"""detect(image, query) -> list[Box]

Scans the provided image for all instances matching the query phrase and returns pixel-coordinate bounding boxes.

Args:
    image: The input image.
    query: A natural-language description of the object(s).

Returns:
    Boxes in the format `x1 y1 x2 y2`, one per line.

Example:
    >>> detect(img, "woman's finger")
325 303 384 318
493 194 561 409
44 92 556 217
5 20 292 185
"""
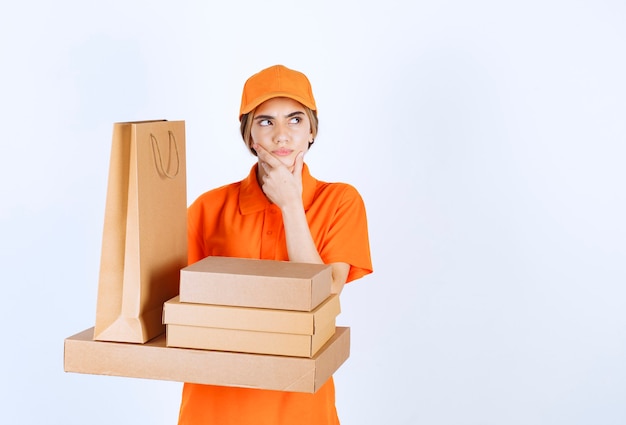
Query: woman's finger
253 143 282 168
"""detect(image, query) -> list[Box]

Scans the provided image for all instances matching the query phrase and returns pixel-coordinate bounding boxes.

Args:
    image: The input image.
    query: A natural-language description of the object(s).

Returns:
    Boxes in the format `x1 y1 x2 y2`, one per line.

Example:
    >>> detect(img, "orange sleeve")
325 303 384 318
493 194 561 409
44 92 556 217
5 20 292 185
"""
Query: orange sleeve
186 196 208 266
317 184 373 283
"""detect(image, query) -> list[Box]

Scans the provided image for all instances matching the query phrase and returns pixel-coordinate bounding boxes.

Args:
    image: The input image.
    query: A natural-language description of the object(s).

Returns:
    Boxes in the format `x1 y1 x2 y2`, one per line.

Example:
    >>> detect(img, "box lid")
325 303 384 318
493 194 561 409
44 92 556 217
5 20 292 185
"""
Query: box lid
180 256 332 311
64 326 350 393
163 294 340 335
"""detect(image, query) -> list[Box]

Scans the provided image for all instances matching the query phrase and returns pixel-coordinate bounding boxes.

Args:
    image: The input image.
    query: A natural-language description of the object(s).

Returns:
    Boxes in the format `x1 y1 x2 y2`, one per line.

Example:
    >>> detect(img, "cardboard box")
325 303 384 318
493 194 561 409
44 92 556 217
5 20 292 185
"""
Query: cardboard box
166 320 336 357
179 256 331 311
64 327 350 393
163 294 340 335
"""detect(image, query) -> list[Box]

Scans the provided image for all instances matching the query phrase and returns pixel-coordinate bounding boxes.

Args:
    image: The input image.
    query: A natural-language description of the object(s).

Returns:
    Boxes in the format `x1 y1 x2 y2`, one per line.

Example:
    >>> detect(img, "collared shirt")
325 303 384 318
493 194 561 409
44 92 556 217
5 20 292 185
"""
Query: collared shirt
180 163 373 425
188 163 372 282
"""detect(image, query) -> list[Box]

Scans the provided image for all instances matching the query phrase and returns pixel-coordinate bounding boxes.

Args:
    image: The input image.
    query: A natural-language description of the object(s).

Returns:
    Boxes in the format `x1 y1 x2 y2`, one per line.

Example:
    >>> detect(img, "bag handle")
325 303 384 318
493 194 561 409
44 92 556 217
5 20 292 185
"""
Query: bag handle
150 131 180 179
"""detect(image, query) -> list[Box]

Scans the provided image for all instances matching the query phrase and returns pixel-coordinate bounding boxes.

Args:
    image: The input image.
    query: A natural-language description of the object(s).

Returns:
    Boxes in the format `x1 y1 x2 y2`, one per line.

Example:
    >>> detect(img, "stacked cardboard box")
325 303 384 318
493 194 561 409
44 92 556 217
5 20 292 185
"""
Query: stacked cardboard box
64 326 350 393
164 256 340 358
64 256 351 393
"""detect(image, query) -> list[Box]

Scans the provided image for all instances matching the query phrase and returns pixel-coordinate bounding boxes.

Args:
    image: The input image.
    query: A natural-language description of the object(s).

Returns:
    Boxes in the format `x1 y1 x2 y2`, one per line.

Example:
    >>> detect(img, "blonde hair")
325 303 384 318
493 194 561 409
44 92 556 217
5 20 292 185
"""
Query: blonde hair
240 106 319 156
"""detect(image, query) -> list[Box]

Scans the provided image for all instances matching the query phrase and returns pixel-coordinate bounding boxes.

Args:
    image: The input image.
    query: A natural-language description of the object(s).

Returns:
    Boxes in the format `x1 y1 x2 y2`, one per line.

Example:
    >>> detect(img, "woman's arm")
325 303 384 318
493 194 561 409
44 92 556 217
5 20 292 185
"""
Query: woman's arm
280 200 349 294
254 145 349 294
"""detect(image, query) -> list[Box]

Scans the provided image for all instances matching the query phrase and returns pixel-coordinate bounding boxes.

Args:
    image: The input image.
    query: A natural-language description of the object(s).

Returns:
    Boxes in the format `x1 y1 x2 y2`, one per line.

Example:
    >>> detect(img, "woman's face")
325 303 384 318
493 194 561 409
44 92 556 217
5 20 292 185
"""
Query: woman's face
251 97 313 169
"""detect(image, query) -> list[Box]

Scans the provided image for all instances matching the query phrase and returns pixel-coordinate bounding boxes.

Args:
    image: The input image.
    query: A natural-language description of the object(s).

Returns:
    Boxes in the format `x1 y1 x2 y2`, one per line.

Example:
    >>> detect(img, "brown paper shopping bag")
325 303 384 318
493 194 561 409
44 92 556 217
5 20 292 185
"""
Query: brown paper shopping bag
94 120 188 343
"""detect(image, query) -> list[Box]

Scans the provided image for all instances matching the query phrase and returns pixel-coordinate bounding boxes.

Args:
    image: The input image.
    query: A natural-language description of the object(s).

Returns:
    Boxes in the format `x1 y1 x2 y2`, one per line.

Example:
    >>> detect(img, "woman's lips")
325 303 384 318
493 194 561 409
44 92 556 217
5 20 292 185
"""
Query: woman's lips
272 148 293 156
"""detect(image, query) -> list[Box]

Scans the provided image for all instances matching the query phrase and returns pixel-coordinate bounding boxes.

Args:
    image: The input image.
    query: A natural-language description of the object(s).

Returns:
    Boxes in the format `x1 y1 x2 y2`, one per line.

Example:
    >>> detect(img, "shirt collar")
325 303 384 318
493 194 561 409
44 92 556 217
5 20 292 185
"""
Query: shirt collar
239 163 317 215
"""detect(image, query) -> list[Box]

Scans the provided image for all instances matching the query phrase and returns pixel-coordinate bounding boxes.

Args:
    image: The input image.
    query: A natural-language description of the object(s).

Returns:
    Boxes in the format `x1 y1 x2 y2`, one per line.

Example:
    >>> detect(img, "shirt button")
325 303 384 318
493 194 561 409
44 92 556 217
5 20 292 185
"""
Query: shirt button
266 231 273 235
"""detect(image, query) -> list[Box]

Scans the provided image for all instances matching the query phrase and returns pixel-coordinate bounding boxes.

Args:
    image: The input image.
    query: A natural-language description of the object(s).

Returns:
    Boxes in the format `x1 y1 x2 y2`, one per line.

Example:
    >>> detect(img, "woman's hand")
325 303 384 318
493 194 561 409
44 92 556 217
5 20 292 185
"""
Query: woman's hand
254 143 304 210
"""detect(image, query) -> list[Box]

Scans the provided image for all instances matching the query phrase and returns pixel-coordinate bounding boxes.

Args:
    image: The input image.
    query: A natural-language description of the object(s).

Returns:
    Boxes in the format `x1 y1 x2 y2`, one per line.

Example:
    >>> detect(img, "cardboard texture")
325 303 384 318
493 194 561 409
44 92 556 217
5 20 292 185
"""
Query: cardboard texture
166 320 336 357
179 256 332 311
64 327 350 393
163 294 340 335
94 120 187 344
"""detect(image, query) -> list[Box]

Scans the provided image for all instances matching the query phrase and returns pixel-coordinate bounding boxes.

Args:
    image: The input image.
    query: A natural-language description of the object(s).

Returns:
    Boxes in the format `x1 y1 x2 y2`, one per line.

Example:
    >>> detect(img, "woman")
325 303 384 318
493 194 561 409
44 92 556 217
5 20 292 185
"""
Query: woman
179 64 373 425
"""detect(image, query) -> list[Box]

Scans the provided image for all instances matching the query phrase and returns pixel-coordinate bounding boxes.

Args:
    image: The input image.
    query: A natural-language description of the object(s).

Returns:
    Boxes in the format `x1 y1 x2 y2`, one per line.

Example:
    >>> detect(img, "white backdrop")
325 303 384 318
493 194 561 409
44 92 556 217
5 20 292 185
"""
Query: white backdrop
1 1 625 424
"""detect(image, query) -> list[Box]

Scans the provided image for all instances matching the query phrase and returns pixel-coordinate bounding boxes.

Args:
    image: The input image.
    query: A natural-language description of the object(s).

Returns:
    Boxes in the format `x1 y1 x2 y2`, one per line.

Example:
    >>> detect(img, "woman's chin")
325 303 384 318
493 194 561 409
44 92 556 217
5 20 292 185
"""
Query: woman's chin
275 157 295 169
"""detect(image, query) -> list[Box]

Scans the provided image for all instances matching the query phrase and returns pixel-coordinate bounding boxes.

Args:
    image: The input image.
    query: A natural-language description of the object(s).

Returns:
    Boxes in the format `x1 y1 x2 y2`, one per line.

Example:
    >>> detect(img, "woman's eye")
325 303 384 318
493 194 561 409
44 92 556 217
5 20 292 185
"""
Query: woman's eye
289 117 301 124
259 119 272 126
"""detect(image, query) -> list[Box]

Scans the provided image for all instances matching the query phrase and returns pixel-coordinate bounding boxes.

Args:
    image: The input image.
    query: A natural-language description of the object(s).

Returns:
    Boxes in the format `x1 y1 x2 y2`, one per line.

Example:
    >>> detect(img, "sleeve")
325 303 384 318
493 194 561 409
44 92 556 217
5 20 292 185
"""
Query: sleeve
186 197 207 266
319 184 373 283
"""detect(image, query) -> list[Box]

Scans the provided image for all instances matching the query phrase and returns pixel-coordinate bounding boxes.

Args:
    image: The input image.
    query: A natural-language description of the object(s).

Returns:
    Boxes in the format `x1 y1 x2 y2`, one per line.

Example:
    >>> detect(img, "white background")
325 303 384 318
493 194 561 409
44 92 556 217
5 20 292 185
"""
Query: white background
1 1 625 424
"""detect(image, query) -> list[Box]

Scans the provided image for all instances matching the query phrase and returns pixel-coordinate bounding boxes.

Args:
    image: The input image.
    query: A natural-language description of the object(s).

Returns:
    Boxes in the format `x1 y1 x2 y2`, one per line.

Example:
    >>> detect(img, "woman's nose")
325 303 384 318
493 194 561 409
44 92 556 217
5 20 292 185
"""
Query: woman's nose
272 123 289 144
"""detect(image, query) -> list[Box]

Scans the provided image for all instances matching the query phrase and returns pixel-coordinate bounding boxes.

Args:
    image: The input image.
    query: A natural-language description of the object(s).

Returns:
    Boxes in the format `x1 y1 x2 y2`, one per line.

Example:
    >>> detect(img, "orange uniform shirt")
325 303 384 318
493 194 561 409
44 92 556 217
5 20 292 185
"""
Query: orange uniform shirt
179 163 373 425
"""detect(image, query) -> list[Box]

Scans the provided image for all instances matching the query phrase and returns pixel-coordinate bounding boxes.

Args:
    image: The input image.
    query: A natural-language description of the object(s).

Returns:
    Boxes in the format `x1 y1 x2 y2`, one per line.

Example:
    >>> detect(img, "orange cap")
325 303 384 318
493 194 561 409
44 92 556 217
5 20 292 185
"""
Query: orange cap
239 64 317 120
